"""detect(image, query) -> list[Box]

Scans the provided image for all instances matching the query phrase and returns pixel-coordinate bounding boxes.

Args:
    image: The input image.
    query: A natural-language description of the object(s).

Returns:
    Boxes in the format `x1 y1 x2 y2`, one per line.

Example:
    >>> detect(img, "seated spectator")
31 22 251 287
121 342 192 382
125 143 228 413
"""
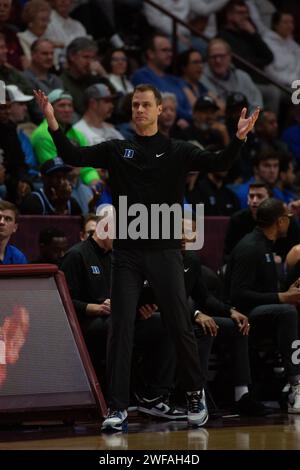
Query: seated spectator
276 153 297 204
23 39 63 123
0 200 27 264
74 84 124 145
5 84 39 176
224 182 300 263
103 48 133 95
183 248 268 416
201 38 263 111
255 111 290 155
0 85 30 203
218 1 279 113
132 33 193 123
45 0 87 69
157 92 178 138
264 11 300 88
33 226 68 265
0 0 24 69
187 170 240 216
116 92 136 140
226 198 300 413
30 88 96 185
177 95 228 147
177 49 208 109
17 0 51 63
20 157 82 215
0 33 32 95
231 150 287 209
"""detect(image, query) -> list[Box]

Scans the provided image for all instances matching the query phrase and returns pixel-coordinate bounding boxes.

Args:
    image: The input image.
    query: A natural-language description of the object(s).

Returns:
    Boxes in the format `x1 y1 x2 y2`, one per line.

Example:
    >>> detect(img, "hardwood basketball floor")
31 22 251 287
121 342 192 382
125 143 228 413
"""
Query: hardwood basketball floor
0 411 300 450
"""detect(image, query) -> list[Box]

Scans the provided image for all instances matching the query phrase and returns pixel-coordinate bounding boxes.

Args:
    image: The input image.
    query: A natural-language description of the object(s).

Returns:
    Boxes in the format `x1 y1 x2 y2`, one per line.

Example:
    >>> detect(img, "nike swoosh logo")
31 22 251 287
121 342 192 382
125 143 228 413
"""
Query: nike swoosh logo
184 268 190 273
155 153 165 158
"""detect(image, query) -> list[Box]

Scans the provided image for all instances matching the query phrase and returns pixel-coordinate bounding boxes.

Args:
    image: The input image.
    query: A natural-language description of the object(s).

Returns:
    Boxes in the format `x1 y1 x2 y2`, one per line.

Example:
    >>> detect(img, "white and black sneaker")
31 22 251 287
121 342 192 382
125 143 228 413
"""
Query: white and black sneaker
136 395 187 420
288 381 300 414
186 390 209 427
101 409 128 432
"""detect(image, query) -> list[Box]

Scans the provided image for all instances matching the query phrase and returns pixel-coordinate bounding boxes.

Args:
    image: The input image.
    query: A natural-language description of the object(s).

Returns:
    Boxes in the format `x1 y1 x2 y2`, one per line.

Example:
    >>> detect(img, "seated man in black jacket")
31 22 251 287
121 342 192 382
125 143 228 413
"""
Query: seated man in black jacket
226 198 300 413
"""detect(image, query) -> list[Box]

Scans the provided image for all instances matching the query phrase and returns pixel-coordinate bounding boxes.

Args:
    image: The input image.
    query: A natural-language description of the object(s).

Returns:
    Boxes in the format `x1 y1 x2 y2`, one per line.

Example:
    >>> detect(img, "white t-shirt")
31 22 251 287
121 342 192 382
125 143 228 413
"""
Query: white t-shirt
74 119 124 146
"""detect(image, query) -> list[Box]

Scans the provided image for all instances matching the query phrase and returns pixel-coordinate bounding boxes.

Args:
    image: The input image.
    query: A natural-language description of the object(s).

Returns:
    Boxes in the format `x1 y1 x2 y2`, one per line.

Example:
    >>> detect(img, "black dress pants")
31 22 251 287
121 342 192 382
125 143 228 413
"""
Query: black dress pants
107 248 204 409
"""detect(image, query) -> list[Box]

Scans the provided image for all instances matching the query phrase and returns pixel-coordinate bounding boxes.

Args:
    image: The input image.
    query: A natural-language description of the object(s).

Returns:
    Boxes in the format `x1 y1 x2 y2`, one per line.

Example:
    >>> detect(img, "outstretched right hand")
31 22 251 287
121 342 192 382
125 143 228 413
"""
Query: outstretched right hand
33 89 59 131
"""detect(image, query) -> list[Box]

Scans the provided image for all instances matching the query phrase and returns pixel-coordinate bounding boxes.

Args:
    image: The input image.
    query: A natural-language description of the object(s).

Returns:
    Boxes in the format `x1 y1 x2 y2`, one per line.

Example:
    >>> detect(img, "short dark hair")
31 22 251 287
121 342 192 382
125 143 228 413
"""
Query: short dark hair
279 153 294 173
81 214 100 231
133 84 162 105
66 37 97 60
248 181 272 196
176 48 201 76
38 227 66 245
256 198 286 228
271 11 292 30
253 150 281 167
0 200 19 221
31 38 53 53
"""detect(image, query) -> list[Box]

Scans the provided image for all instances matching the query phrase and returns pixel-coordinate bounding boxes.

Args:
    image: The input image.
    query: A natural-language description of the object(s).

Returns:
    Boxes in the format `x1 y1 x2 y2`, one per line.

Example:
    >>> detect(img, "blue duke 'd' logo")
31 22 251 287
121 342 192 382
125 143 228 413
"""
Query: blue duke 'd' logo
123 148 134 159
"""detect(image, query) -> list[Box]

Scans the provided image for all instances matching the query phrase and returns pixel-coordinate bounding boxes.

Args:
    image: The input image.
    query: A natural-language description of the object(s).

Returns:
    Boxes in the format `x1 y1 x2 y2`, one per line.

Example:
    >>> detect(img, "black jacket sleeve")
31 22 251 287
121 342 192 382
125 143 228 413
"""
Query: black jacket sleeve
60 251 88 318
230 245 279 310
183 136 244 172
48 127 112 169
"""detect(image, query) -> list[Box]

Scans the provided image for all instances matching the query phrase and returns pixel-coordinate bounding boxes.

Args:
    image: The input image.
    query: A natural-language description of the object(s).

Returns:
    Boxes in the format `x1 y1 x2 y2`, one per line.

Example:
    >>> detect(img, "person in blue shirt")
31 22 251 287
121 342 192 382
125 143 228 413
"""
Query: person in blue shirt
0 200 27 265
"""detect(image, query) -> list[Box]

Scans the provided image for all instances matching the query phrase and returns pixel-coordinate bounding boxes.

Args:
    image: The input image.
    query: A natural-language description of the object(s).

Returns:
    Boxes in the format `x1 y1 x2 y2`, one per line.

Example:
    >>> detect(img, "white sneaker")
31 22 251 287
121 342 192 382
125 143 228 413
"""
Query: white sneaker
101 409 128 432
186 390 209 427
288 381 300 414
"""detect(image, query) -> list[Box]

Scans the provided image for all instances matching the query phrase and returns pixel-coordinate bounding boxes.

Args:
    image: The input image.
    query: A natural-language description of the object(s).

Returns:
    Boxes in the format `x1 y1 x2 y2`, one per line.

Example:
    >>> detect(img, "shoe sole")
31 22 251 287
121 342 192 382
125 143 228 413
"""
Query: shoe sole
288 407 300 414
101 420 128 433
138 406 187 420
188 412 209 427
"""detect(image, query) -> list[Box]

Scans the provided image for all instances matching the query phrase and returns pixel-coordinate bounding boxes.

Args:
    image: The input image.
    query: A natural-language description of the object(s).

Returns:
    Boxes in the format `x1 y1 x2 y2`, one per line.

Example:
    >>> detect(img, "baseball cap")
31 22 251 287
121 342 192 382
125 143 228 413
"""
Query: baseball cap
194 95 219 112
5 85 33 103
226 92 248 110
40 157 73 176
47 89 73 104
84 83 116 101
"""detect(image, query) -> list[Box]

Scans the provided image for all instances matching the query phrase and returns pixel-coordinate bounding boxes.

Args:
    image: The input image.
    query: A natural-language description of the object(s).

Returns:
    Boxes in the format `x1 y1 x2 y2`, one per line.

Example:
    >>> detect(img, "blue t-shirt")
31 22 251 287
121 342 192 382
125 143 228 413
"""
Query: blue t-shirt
0 244 28 264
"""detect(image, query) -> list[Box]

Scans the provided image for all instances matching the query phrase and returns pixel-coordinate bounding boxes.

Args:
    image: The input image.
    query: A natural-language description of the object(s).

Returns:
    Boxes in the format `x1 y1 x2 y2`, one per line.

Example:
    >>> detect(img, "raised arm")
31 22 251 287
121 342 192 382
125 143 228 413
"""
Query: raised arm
34 90 110 169
185 106 260 172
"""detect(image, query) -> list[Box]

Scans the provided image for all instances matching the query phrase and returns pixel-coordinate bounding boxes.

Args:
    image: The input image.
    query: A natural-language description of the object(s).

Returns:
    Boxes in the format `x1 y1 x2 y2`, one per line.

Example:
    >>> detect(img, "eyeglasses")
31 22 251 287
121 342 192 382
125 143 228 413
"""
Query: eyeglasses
111 57 128 62
208 53 229 61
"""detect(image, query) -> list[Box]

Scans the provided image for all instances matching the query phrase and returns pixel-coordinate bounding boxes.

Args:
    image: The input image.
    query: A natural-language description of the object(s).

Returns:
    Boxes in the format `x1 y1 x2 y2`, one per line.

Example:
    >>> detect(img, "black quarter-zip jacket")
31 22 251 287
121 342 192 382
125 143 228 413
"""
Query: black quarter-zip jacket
50 128 244 249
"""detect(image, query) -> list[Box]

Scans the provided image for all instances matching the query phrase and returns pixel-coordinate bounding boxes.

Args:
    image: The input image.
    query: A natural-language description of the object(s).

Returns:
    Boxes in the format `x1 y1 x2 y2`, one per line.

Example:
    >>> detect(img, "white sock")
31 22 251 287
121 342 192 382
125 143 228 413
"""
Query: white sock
235 385 249 402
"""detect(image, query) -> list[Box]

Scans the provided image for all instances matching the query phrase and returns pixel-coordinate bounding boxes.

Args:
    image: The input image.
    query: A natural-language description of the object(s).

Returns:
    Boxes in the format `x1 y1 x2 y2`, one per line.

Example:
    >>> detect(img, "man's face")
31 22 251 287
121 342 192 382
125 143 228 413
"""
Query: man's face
9 102 27 123
31 9 51 36
228 4 250 28
280 162 296 188
276 14 294 38
159 97 176 130
0 0 11 23
247 187 269 217
94 98 114 121
41 236 68 264
132 90 162 130
69 49 96 76
193 108 217 128
0 101 11 123
45 171 72 200
81 219 97 241
0 37 8 65
0 209 17 241
53 98 73 124
52 0 72 18
184 51 203 81
148 36 173 70
208 42 231 77
32 41 54 71
257 112 278 139
255 159 279 186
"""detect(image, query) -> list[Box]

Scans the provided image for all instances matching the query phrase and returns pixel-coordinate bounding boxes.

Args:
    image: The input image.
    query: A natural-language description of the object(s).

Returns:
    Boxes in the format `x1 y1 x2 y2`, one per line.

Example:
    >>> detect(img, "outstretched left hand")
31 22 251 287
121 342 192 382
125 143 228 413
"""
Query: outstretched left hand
236 106 260 140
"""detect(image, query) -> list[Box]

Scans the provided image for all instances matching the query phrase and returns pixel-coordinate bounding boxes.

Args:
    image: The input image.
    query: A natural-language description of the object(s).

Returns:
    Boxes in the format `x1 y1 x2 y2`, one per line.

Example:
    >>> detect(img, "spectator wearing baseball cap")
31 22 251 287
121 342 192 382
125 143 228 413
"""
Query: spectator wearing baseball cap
20 156 82 215
74 83 124 146
30 88 99 186
4 85 39 179
177 94 228 149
